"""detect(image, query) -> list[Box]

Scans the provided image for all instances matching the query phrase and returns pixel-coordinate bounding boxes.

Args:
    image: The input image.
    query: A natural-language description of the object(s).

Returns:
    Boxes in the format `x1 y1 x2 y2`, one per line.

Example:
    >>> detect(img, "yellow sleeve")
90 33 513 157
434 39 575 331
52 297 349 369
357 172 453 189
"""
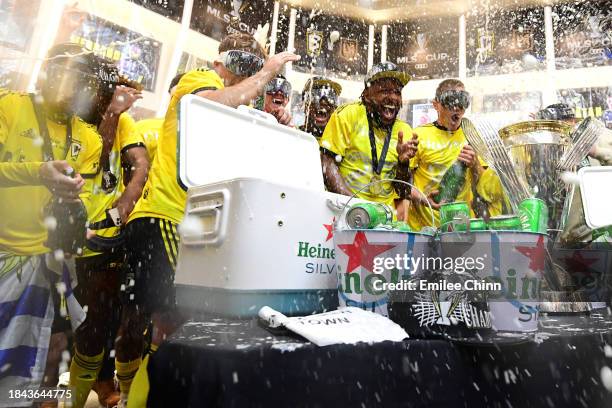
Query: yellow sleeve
0 91 8 147
117 113 144 151
0 91 43 186
478 155 487 168
476 167 503 203
0 162 44 186
175 69 224 101
319 107 351 156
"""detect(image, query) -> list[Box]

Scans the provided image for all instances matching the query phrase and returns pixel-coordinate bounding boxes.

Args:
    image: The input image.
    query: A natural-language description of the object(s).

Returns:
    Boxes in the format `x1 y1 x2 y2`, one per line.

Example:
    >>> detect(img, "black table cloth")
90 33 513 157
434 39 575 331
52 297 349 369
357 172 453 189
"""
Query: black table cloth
147 311 612 408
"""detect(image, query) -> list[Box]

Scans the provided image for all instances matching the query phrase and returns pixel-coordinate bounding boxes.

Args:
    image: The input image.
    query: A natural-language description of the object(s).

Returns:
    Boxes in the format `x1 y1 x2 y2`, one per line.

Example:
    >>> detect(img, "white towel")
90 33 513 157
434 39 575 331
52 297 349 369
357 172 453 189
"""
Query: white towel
259 306 408 347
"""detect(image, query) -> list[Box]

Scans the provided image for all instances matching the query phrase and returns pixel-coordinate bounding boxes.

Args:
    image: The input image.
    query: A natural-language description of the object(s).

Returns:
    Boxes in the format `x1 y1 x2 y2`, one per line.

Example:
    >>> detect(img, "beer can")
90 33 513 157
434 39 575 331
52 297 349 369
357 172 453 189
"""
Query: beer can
439 201 470 226
487 215 522 231
346 203 393 229
454 218 487 232
390 221 412 232
518 198 548 233
592 226 612 242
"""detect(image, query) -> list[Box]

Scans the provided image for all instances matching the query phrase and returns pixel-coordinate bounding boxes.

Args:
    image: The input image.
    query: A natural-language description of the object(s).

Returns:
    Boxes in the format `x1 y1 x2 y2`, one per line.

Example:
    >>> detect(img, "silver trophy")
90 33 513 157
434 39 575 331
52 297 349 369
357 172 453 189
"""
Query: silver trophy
498 120 572 232
463 118 604 313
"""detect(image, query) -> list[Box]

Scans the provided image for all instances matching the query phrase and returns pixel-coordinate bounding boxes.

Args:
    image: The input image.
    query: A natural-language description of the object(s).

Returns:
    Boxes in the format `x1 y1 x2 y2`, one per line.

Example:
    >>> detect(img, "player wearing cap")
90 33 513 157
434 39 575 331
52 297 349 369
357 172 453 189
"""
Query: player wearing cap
261 74 293 126
319 62 418 215
0 43 103 401
300 77 342 140
116 34 299 407
408 79 486 230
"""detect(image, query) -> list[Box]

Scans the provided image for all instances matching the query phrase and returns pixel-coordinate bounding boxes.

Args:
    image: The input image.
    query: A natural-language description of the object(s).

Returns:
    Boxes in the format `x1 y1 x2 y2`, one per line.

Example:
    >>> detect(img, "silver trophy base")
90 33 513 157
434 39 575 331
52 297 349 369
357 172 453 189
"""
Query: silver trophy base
539 290 592 314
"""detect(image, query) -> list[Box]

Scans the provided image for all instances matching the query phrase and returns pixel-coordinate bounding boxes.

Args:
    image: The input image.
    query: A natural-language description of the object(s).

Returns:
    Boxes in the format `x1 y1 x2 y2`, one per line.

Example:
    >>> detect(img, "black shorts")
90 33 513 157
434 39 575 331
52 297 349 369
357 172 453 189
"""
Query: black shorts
50 250 123 334
121 217 179 314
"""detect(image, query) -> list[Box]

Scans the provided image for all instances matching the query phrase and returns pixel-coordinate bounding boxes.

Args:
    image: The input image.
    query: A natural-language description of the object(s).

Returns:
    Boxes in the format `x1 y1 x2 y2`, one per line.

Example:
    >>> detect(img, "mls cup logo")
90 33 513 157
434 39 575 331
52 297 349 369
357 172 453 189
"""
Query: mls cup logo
416 33 427 52
230 0 244 18
306 29 323 56
339 38 358 61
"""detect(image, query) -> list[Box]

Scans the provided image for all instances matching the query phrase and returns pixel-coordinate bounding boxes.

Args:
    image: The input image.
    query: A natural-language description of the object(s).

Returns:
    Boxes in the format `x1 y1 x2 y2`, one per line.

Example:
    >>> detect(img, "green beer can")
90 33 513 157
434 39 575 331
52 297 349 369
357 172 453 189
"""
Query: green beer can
346 203 393 229
456 218 487 232
450 218 487 232
488 215 522 231
518 198 548 233
390 221 412 232
439 201 470 226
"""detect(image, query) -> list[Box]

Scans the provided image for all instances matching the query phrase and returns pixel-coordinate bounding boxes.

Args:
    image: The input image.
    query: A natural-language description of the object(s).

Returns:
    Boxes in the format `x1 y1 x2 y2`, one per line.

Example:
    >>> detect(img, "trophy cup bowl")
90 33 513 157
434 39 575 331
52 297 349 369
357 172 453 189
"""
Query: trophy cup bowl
499 120 573 234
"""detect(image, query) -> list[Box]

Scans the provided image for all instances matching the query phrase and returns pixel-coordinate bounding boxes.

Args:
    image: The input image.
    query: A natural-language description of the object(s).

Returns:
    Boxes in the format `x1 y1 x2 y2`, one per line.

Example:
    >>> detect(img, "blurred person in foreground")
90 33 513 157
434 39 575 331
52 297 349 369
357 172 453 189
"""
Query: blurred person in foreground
0 43 103 407
63 62 147 408
260 74 293 126
119 33 299 407
299 76 342 140
320 62 418 220
407 79 486 230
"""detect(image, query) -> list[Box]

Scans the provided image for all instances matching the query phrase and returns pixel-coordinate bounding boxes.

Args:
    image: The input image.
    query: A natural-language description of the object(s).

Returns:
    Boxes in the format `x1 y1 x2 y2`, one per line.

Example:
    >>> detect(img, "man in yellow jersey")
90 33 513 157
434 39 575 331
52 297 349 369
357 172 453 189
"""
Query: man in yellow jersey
116 33 299 407
131 73 185 165
320 62 418 216
477 167 509 217
0 43 102 404
299 76 342 140
408 79 484 231
261 74 293 126
66 61 148 407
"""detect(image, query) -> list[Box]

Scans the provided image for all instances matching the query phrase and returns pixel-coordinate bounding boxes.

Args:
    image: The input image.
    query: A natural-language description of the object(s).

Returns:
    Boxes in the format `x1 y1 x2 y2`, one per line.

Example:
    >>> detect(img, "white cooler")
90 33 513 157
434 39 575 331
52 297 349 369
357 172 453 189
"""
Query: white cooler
174 95 354 316
176 179 352 316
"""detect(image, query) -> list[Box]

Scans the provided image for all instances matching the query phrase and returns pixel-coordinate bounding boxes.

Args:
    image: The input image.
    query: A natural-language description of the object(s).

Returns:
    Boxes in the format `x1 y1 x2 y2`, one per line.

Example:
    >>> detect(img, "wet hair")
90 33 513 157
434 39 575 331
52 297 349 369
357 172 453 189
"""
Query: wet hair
218 33 267 59
168 72 185 93
435 79 465 100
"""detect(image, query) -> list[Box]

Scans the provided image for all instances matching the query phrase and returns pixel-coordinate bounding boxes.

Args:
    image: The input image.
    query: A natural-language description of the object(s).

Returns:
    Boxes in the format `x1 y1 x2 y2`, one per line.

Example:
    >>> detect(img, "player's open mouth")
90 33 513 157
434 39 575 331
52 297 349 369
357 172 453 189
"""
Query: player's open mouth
381 104 398 121
272 97 284 106
451 113 461 122
314 108 329 124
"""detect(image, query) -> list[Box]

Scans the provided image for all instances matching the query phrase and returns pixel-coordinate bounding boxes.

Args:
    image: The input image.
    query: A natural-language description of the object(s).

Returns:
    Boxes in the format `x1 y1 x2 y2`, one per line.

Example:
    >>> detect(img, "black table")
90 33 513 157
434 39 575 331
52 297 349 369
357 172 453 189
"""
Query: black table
147 311 612 408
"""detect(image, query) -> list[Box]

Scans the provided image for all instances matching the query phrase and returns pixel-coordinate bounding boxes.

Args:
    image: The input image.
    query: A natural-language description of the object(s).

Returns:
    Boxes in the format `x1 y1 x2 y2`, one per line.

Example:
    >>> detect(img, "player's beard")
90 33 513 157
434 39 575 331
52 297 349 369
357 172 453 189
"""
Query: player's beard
367 100 400 131
305 102 333 137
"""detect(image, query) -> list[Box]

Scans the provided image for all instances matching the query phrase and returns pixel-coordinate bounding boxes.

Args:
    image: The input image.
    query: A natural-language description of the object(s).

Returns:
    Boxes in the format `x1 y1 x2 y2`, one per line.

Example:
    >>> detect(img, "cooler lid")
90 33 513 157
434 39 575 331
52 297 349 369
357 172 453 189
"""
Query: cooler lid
178 95 324 191
578 166 612 229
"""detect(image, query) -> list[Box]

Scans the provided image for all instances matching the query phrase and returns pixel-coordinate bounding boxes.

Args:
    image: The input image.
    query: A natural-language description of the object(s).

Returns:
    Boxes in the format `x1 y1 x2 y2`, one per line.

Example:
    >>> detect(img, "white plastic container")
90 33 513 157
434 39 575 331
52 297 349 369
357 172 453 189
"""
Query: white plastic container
175 179 351 316
175 95 353 316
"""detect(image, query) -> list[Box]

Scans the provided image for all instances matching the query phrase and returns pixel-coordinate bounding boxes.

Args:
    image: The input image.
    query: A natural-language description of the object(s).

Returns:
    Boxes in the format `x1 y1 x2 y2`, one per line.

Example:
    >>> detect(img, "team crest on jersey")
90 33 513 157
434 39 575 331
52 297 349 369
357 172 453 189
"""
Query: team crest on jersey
71 141 82 160
20 128 35 139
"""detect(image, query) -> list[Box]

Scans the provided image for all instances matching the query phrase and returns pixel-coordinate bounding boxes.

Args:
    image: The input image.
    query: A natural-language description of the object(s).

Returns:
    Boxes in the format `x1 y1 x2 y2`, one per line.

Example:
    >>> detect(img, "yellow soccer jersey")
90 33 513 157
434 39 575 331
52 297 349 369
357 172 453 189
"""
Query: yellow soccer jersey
0 90 101 255
320 102 412 209
477 167 509 217
81 113 142 257
135 117 163 162
408 123 484 231
129 69 224 224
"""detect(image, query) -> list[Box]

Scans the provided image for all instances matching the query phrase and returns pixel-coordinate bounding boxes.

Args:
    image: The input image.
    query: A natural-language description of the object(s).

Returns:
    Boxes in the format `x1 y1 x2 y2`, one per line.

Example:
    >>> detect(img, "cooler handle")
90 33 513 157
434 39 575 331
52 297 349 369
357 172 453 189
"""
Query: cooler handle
182 189 230 247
